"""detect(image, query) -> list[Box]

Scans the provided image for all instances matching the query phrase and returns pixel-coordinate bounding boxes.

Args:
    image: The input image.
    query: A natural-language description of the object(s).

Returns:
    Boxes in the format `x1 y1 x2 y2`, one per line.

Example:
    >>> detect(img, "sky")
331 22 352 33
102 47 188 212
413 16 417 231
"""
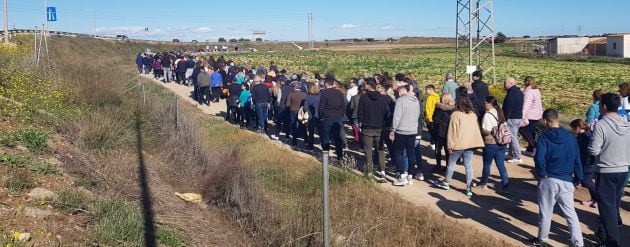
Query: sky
3 0 630 41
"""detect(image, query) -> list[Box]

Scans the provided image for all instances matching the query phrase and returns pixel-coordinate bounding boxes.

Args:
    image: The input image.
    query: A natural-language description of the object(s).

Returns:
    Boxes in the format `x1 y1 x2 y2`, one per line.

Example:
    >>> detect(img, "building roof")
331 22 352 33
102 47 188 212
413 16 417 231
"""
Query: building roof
589 38 607 45
607 33 630 37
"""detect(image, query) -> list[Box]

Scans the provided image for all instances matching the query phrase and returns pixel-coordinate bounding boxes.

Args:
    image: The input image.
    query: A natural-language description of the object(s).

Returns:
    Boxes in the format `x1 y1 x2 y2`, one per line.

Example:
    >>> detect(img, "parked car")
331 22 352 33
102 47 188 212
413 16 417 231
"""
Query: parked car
172 39 180 43
191 40 198 44
115 35 128 41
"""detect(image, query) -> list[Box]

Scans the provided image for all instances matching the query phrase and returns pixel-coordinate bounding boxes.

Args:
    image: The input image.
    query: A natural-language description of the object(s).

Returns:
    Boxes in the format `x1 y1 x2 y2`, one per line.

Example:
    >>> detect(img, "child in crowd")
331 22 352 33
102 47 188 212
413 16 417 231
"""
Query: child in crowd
570 119 597 208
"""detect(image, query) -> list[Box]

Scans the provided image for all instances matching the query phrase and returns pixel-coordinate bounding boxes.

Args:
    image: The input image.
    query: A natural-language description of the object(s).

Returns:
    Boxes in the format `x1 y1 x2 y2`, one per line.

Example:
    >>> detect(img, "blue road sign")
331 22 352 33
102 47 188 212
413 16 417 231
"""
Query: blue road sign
47 7 57 22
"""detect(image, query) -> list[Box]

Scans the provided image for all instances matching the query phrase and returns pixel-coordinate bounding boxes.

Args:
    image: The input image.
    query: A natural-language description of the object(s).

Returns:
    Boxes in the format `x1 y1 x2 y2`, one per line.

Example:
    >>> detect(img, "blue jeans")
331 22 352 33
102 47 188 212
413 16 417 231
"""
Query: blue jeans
163 67 171 82
507 119 522 159
480 144 509 188
596 172 627 246
255 103 269 132
445 149 474 187
402 138 423 177
322 118 344 158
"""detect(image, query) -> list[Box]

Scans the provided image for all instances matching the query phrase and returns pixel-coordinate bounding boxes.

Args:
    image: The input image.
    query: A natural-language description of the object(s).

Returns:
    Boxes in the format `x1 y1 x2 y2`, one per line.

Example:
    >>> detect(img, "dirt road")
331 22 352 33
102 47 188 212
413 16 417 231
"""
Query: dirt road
141 74 630 246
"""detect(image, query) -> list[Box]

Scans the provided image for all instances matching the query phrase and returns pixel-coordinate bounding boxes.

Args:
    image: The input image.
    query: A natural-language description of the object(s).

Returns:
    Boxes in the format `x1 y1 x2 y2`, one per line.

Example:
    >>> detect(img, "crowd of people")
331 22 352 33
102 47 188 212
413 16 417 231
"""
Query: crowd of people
136 51 629 247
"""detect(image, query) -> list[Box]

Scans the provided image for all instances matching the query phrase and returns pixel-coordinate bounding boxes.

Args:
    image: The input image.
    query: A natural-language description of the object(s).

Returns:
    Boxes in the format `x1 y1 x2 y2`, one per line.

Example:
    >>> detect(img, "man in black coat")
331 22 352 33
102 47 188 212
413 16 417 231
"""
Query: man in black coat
503 77 524 163
471 70 489 123
357 78 390 180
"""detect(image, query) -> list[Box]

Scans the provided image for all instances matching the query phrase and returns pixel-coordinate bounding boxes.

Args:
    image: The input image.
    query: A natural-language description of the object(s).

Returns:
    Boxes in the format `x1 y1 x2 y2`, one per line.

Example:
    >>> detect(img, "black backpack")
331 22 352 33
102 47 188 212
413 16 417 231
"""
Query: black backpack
436 109 451 139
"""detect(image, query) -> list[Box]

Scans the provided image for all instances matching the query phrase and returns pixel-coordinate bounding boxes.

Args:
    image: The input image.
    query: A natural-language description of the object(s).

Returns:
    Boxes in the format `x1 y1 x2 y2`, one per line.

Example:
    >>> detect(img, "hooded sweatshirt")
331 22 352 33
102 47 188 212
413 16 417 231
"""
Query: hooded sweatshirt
588 114 630 173
357 91 390 129
535 127 583 183
391 94 420 135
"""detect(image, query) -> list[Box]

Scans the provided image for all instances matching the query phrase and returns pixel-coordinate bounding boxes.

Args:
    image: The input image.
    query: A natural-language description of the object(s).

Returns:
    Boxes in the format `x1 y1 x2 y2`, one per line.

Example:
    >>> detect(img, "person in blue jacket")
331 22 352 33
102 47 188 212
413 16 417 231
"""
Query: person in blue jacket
529 108 584 247
210 66 224 103
586 89 602 128
135 54 143 74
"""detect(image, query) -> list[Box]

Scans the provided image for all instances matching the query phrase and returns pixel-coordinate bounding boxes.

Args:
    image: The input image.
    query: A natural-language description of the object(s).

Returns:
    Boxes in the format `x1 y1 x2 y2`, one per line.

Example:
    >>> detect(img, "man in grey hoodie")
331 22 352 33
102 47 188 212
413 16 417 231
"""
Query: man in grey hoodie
389 84 420 186
588 93 630 247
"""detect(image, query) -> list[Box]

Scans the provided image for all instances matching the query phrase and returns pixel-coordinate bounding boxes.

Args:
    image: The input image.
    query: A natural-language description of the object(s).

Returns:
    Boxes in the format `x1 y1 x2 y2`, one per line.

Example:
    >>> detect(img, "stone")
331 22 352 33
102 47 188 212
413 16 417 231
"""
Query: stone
16 145 28 151
18 233 31 242
46 157 62 166
28 188 58 201
23 207 54 219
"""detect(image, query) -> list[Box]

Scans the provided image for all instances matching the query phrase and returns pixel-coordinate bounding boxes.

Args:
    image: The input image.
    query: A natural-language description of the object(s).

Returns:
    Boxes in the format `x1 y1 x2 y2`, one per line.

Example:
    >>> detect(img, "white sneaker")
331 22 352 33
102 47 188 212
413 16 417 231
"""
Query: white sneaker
430 144 436 151
407 175 413 185
508 158 523 164
270 135 279 140
418 173 425 181
393 177 407 186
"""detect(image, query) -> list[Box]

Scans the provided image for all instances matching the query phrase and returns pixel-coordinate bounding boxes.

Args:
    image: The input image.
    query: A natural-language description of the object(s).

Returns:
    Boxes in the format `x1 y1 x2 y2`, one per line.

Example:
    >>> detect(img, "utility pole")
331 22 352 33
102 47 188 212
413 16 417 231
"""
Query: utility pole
3 0 8 43
577 25 583 36
455 0 496 84
308 13 314 50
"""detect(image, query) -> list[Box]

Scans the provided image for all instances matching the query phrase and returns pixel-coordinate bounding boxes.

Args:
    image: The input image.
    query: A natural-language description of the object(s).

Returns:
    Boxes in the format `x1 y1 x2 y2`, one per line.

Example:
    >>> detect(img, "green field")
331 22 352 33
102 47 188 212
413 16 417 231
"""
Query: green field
226 46 630 118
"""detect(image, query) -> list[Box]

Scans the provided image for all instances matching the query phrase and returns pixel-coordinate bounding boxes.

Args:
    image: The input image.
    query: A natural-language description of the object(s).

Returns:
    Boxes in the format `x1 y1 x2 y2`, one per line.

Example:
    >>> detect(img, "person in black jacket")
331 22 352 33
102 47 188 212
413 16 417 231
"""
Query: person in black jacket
227 79 243 124
471 71 489 123
432 94 455 171
503 77 524 163
161 53 172 82
318 76 346 161
570 119 597 208
251 78 272 134
357 78 390 181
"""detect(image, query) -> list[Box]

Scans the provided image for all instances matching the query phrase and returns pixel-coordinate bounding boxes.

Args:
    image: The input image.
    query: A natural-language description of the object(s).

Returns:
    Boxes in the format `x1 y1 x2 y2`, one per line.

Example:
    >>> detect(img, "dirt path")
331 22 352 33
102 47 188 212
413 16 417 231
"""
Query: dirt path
140 74 630 247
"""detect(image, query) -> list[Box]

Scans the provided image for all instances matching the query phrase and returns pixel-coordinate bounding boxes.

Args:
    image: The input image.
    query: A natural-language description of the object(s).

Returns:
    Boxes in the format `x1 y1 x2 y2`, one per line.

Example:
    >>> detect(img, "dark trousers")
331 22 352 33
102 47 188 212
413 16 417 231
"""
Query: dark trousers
239 107 253 128
289 111 305 145
228 106 238 123
193 86 200 102
137 64 143 73
519 119 539 152
322 118 344 159
596 172 627 247
582 171 597 202
427 122 436 145
255 103 269 132
199 87 210 105
275 107 289 136
211 87 222 102
362 128 385 174
306 118 322 149
176 71 185 83
435 136 449 168
392 133 417 176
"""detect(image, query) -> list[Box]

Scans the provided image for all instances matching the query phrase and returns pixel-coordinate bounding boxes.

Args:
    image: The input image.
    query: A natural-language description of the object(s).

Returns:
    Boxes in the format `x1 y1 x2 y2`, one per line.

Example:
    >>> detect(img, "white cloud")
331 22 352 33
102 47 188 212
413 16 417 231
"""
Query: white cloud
95 26 215 36
381 25 397 30
341 24 360 30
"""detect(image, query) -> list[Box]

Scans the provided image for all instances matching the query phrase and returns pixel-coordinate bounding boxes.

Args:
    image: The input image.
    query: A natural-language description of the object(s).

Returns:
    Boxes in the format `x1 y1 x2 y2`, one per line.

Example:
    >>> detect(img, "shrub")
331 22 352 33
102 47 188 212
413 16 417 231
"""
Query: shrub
89 198 143 246
74 176 100 189
17 129 49 154
156 227 187 247
30 162 59 176
3 168 35 196
0 130 18 147
53 188 89 214
0 153 31 168
79 108 135 151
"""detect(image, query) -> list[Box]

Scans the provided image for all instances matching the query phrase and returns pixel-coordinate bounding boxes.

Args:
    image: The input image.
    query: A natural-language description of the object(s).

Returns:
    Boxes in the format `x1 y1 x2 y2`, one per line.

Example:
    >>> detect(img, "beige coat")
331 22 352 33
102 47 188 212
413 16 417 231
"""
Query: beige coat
447 111 485 151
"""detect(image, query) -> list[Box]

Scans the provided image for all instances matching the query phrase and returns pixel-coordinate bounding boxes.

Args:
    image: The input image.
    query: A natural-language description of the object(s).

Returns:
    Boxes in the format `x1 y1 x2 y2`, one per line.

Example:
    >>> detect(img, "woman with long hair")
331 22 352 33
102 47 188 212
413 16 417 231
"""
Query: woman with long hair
304 84 322 150
434 88 484 197
476 96 510 193
520 76 543 155
432 93 455 172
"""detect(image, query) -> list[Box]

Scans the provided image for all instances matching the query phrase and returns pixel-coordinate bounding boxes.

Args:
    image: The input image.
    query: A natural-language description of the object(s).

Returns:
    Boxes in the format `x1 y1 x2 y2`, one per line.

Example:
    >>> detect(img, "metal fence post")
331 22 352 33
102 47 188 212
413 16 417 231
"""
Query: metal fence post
175 97 180 130
322 152 330 247
142 84 146 105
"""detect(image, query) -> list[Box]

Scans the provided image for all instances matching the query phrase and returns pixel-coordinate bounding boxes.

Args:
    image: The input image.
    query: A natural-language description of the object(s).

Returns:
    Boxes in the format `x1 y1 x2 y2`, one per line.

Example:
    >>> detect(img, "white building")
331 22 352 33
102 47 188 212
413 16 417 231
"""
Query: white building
607 34 630 58
548 37 590 55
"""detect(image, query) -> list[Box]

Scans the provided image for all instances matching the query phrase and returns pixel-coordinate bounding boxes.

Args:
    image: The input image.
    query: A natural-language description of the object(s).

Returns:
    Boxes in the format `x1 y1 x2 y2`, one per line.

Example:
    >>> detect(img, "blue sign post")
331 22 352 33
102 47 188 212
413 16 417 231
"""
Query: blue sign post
46 7 57 22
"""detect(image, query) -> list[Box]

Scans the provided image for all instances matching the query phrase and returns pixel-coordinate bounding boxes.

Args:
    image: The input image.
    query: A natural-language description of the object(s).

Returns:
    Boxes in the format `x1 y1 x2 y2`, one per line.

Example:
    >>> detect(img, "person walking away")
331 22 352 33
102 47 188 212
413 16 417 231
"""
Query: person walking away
152 58 162 78
390 84 421 186
477 96 510 193
586 89 602 129
185 56 195 85
142 54 152 74
238 84 253 128
176 57 187 84
348 86 363 143
210 67 224 103
251 77 272 134
425 85 440 150
442 72 459 100
271 79 293 140
588 93 630 247
357 78 390 182
432 94 455 172
161 53 172 82
227 79 243 123
434 92 484 196
570 119 597 208
191 61 202 102
528 108 584 247
471 71 489 123
136 53 144 74
304 84 322 150
519 76 543 156
503 77 524 163
286 83 307 146
318 77 346 161
197 66 211 106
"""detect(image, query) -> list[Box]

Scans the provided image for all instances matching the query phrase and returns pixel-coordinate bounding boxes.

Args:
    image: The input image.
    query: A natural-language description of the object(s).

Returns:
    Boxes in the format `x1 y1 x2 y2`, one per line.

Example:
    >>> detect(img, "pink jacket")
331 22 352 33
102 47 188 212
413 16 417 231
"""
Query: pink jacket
522 86 543 121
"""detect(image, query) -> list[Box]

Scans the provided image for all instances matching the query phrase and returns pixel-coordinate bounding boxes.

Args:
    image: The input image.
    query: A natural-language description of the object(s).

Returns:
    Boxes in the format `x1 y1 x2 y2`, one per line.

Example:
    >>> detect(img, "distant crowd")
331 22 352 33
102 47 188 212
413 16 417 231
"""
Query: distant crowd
136 51 629 247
